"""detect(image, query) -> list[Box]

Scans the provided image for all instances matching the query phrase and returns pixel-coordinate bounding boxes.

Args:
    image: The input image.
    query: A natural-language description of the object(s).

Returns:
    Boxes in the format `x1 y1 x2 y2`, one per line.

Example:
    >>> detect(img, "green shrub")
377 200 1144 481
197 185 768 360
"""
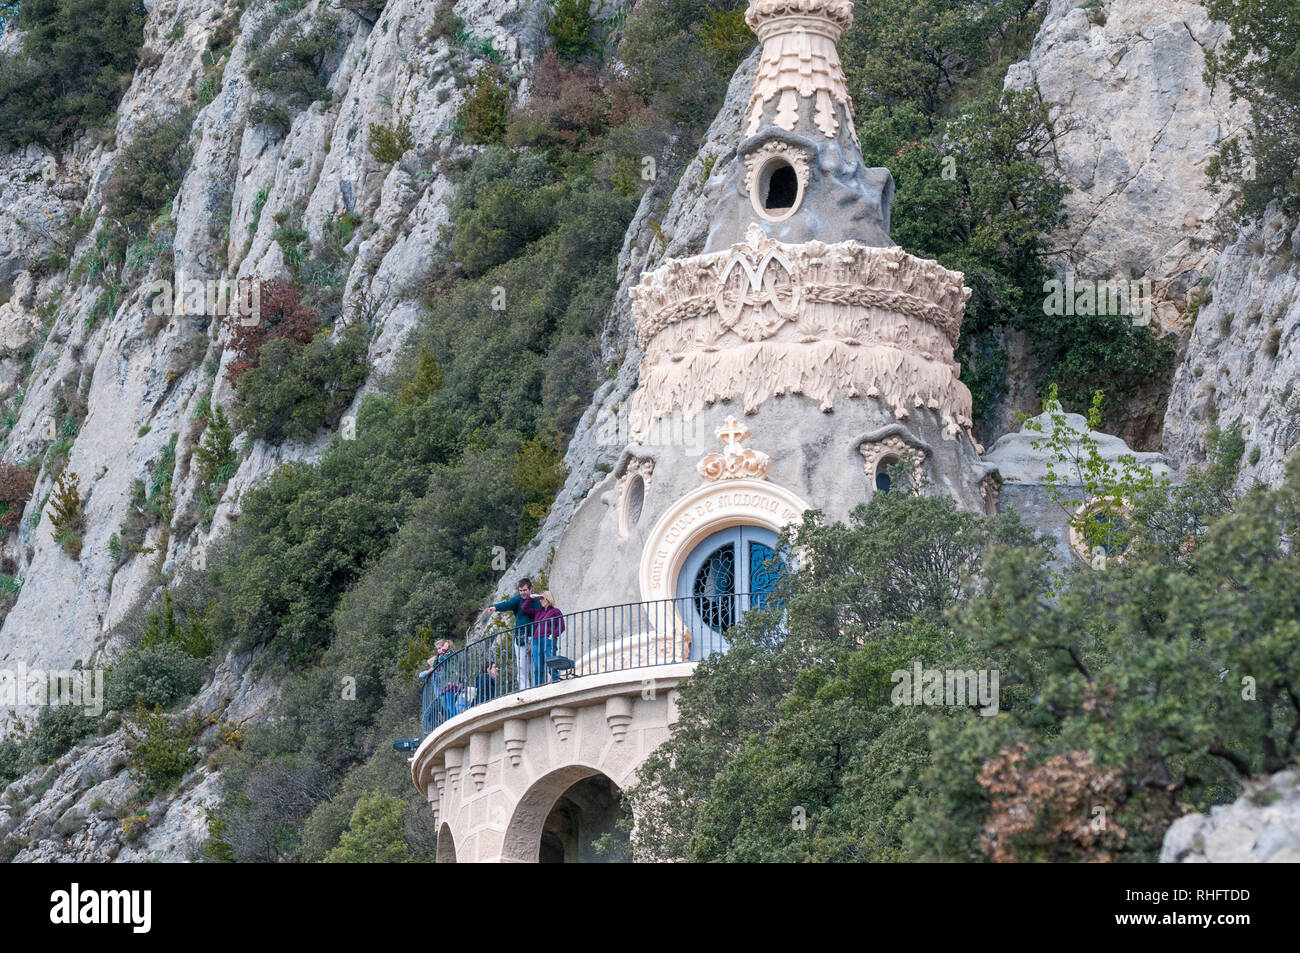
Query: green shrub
24 704 99 766
0 736 25 786
323 792 413 862
126 707 198 797
448 146 560 276
693 4 751 68
546 0 596 64
1204 0 1300 218
456 69 509 145
0 0 148 151
48 470 84 559
103 111 195 239
52 809 86 837
368 116 413 163
194 405 238 522
234 325 368 444
246 13 339 118
428 0 462 42
106 642 207 712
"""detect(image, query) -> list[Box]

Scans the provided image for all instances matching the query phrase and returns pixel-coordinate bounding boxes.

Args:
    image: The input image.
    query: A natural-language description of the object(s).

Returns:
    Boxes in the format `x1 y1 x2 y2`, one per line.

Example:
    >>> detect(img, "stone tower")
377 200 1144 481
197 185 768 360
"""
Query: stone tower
413 0 1007 863
549 0 997 613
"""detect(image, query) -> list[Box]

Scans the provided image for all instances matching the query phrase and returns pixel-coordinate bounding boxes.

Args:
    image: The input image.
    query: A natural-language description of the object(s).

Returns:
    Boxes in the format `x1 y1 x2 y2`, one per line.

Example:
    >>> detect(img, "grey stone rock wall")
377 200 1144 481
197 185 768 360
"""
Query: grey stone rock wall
1161 770 1300 863
1162 203 1300 489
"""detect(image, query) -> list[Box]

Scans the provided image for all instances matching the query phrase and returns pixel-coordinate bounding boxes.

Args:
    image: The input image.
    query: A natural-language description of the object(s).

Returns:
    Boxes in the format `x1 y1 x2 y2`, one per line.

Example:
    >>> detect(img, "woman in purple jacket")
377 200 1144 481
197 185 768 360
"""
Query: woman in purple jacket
520 591 565 685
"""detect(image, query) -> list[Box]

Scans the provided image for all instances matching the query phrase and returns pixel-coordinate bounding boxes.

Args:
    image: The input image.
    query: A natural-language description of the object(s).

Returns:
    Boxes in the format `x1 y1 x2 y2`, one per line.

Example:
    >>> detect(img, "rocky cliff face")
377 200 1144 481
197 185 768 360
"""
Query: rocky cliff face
0 0 546 697
1162 203 1300 486
997 0 1243 446
0 0 550 858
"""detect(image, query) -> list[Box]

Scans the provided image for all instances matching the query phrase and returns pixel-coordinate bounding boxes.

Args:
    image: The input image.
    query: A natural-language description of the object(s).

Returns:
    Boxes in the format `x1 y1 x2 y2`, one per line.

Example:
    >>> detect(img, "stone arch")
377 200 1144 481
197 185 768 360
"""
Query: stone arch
639 478 810 602
436 822 457 864
502 763 608 863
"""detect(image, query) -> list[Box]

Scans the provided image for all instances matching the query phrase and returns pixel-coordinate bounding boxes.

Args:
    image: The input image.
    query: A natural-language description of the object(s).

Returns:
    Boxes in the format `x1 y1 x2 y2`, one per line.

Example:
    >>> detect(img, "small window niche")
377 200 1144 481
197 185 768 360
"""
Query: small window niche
746 144 808 224
617 457 654 537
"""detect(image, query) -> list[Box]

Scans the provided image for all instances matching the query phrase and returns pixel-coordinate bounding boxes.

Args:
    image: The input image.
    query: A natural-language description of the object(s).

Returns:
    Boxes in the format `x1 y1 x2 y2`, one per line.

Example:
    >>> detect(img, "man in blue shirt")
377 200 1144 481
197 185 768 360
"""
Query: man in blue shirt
489 577 541 690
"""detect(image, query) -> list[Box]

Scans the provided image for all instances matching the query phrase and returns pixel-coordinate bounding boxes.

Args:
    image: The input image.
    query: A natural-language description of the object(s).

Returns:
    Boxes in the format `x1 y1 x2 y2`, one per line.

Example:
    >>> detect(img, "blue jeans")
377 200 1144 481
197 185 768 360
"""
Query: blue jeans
532 637 555 685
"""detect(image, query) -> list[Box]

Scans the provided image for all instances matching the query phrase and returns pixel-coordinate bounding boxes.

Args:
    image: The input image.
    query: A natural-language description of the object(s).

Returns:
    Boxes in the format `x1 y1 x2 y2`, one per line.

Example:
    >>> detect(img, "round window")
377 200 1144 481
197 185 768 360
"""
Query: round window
751 157 803 222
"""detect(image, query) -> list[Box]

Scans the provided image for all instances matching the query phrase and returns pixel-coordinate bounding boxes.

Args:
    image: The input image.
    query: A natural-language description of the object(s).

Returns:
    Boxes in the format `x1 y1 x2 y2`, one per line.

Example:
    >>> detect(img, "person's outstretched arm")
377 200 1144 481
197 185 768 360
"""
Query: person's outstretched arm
493 594 522 613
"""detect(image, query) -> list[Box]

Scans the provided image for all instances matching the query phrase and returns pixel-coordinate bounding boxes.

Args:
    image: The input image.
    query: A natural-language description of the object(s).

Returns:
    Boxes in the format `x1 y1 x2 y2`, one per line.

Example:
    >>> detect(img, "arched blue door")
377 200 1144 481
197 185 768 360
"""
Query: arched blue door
675 526 782 659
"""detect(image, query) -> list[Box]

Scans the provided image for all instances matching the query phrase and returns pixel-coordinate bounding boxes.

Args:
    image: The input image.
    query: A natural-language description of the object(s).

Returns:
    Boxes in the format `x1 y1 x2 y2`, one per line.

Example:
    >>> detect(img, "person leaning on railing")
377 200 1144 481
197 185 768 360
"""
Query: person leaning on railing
520 590 565 686
487 577 541 691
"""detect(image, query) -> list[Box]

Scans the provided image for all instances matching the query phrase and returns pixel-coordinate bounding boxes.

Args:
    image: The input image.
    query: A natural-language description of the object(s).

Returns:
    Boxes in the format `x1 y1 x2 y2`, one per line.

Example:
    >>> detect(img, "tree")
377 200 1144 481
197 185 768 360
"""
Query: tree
628 448 1300 862
627 490 1036 861
456 69 510 145
1204 0 1300 218
224 277 322 383
194 405 237 485
546 0 596 64
0 0 147 150
324 792 413 862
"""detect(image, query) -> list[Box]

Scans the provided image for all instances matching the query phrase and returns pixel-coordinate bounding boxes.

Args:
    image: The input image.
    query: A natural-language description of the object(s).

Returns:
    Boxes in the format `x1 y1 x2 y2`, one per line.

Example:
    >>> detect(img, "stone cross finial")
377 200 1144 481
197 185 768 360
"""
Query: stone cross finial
698 415 772 482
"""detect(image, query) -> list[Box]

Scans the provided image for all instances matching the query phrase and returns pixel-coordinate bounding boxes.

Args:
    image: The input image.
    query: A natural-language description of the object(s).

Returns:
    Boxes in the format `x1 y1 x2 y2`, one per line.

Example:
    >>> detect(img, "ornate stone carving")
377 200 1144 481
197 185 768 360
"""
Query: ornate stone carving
629 233 974 442
745 142 811 220
744 0 858 145
859 434 926 492
639 477 811 602
617 456 654 537
698 416 772 482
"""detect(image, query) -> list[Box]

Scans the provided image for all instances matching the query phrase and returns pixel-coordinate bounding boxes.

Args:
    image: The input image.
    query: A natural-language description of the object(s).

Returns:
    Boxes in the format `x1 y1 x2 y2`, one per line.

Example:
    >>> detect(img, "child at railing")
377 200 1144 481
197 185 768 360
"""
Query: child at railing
520 591 565 686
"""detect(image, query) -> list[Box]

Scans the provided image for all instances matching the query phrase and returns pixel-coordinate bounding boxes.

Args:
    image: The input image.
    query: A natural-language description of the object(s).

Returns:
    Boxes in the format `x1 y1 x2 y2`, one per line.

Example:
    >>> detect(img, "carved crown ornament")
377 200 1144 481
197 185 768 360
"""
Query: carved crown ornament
698 416 772 482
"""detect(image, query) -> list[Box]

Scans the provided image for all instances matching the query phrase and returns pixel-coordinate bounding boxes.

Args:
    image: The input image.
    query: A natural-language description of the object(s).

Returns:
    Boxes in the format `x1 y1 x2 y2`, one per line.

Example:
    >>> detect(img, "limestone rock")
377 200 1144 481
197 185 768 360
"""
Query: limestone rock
1162 770 1300 863
1162 202 1300 488
1005 0 1242 328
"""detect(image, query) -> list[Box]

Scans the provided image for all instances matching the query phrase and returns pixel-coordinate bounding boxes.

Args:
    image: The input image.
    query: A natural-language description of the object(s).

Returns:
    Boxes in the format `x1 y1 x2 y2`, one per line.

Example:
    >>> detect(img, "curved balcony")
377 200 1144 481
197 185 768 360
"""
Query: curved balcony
416 592 771 737
410 592 776 861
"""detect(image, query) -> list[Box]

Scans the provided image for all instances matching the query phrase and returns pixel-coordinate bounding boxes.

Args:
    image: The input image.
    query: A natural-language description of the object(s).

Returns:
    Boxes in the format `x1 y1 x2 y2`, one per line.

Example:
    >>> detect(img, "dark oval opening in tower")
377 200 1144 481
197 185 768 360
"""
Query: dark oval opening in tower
765 162 798 210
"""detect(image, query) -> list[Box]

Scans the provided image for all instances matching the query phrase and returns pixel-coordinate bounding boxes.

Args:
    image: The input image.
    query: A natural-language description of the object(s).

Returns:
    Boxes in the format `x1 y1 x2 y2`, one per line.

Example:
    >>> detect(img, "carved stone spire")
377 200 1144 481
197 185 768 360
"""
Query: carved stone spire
701 0 894 252
743 0 858 146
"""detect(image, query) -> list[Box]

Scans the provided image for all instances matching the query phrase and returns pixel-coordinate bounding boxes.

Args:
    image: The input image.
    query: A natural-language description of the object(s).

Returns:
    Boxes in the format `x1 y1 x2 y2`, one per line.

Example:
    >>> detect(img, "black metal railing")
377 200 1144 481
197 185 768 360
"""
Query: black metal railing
417 592 771 737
